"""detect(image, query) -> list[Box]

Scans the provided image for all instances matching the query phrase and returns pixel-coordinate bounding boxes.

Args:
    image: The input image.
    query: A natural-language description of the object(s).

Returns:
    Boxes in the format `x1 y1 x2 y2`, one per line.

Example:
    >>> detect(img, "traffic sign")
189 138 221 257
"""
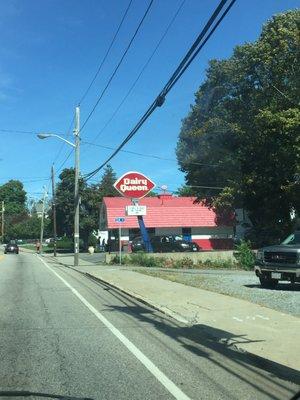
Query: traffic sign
114 171 155 199
115 217 125 223
126 205 147 216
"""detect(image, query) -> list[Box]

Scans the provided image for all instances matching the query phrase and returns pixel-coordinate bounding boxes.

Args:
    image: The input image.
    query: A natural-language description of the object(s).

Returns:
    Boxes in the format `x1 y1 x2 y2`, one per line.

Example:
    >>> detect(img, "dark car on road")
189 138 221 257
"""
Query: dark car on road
131 235 200 253
4 240 19 254
255 231 300 288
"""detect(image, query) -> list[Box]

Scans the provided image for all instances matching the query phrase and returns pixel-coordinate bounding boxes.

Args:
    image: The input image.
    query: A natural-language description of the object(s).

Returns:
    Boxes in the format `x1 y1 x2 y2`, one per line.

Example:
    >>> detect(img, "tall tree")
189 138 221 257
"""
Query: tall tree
177 10 300 245
54 165 118 248
97 165 118 198
0 180 27 239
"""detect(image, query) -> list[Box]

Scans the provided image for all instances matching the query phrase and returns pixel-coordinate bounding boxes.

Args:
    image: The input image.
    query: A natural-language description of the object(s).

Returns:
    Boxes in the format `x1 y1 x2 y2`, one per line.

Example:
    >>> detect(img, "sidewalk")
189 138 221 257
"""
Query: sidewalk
44 253 300 372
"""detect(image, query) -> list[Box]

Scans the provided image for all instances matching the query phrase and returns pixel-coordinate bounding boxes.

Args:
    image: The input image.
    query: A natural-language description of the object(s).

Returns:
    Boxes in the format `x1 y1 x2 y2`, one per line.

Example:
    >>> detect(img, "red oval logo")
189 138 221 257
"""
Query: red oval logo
114 171 156 199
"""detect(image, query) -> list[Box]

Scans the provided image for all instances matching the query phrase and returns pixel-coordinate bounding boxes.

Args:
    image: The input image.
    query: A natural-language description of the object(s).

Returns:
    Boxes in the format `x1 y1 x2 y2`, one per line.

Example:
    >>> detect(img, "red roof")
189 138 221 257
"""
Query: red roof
103 195 218 229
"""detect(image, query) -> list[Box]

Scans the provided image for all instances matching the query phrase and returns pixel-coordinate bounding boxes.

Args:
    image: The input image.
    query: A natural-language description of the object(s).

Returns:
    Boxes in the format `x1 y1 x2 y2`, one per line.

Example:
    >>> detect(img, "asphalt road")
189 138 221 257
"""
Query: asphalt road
0 252 299 400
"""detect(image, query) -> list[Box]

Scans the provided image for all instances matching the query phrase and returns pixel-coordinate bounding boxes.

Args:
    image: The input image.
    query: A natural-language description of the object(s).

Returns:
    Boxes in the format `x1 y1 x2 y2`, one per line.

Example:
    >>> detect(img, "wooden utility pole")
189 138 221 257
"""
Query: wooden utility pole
74 106 80 267
1 201 4 243
39 187 47 254
51 165 57 257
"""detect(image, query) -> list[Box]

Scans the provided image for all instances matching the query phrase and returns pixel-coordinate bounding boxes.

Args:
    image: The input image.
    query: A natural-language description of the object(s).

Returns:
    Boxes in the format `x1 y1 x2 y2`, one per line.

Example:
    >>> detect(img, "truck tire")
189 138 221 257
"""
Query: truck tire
259 276 278 289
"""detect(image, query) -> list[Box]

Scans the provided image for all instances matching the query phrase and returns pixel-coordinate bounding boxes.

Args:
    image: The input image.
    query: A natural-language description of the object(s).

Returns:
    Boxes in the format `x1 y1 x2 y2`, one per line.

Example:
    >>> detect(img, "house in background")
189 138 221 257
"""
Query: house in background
100 194 234 250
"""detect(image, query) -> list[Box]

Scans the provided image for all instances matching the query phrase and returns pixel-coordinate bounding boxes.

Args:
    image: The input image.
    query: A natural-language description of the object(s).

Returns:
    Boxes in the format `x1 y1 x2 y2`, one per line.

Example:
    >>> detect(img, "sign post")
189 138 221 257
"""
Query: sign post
114 172 155 253
115 217 125 265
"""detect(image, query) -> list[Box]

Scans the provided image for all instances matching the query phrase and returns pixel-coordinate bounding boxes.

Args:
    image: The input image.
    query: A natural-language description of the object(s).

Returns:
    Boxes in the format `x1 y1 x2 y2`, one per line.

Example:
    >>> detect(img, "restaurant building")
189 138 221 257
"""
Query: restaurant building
99 194 234 250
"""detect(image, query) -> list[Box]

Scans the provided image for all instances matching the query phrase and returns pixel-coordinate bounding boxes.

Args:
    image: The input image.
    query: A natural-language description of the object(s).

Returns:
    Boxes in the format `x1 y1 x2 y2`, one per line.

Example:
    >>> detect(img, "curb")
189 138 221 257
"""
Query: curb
40 253 300 382
84 272 300 384
85 272 189 324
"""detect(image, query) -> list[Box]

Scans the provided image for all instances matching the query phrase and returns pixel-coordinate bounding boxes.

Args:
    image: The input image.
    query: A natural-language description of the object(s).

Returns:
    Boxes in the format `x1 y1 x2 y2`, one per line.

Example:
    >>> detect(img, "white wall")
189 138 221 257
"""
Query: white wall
191 226 233 238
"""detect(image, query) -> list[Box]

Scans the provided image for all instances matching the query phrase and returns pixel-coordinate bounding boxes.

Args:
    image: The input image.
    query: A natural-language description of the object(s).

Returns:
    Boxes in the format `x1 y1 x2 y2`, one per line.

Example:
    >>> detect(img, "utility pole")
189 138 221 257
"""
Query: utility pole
39 187 47 254
1 201 4 243
51 165 57 257
74 106 80 267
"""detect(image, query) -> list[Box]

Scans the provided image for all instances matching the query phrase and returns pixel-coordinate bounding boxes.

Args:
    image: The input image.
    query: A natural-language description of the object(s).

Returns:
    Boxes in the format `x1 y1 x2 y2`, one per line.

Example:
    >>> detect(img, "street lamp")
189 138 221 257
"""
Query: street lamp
37 106 80 267
37 133 76 148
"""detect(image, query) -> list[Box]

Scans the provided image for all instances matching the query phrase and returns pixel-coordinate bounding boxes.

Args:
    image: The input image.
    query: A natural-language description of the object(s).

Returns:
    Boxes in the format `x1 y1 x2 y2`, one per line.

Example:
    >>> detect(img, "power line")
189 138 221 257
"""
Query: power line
80 0 154 132
0 178 51 183
56 148 74 174
79 0 133 105
47 0 134 175
0 128 70 136
0 129 36 135
81 140 218 167
84 0 186 147
84 0 236 181
164 0 237 93
52 114 76 167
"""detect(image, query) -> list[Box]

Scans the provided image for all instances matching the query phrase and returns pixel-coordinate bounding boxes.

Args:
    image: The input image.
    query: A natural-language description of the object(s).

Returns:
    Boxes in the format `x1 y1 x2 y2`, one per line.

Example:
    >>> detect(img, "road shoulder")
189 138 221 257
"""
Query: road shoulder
43 254 300 373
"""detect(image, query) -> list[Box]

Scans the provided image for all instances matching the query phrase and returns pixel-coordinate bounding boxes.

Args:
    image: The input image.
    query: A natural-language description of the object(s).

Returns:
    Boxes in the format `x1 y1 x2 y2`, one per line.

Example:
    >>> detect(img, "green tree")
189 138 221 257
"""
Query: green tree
0 180 27 215
54 165 119 248
9 215 50 240
177 10 300 245
176 185 196 197
97 165 118 198
0 180 28 240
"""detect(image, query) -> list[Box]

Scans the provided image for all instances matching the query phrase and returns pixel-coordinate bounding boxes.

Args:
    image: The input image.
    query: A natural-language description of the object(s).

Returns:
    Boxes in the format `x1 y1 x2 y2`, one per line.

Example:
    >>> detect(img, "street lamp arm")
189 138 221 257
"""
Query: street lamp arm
52 134 76 147
37 133 76 148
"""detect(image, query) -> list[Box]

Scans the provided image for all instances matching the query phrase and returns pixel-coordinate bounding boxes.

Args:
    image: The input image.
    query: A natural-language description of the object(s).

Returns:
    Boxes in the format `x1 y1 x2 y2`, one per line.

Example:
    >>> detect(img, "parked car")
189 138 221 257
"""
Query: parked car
4 240 19 254
131 235 201 253
254 231 300 288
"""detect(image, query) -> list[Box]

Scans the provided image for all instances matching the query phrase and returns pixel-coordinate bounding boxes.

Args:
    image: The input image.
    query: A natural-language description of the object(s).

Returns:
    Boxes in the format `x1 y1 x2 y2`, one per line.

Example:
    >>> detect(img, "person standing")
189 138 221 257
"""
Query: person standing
36 240 41 253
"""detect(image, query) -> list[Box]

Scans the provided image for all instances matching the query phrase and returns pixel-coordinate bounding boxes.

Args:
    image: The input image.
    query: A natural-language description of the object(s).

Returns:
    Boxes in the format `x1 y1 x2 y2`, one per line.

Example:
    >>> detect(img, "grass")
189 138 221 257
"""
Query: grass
110 252 240 270
134 269 207 289
20 244 37 251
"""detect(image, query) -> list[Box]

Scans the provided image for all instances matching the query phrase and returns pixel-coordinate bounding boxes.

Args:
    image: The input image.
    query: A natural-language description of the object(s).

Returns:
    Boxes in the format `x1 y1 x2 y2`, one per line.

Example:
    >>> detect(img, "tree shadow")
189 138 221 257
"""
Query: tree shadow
47 262 300 399
99 285 300 400
244 283 300 292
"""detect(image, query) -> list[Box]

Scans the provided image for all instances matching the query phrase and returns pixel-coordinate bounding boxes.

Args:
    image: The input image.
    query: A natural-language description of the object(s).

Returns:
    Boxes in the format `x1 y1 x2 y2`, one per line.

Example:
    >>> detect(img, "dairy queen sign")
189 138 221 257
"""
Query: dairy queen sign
113 171 155 199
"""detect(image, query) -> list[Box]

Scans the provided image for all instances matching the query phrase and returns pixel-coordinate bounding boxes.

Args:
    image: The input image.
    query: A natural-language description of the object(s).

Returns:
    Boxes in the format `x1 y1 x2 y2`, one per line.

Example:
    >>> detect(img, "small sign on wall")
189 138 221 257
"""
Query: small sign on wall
126 205 147 216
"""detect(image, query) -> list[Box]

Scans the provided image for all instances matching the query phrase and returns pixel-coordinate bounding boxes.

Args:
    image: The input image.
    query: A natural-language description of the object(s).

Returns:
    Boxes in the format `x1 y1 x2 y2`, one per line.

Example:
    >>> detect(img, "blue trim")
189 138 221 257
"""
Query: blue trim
137 216 153 253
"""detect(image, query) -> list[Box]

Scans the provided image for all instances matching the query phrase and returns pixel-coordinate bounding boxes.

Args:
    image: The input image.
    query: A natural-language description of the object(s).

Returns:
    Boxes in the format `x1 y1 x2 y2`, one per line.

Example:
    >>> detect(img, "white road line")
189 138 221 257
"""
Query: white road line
37 256 191 400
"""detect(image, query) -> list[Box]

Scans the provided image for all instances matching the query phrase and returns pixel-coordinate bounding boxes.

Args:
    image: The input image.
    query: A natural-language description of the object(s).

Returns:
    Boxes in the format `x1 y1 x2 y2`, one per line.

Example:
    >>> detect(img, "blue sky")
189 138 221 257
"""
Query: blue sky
0 0 298 201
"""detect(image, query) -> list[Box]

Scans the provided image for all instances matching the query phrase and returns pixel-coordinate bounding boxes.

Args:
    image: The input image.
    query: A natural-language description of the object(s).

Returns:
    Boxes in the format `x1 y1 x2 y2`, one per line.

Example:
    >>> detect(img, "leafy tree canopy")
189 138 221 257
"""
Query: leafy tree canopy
0 180 27 215
176 10 300 245
8 215 50 240
54 165 119 247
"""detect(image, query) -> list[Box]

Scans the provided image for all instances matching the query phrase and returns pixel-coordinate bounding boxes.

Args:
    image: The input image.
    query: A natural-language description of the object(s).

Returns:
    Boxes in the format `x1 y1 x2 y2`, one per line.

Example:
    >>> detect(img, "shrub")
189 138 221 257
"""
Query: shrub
88 233 98 247
110 252 165 267
173 257 194 269
110 252 237 270
234 240 255 270
47 237 84 251
129 252 164 268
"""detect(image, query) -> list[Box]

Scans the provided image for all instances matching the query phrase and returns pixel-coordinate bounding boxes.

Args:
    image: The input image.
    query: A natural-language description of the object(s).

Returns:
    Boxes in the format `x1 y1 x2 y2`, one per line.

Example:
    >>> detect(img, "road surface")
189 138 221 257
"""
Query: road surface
0 252 298 400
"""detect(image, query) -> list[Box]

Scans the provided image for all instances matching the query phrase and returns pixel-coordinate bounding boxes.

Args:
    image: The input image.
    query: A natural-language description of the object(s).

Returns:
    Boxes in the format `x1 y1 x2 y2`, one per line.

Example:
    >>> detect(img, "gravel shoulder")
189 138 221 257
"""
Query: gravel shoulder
135 269 300 317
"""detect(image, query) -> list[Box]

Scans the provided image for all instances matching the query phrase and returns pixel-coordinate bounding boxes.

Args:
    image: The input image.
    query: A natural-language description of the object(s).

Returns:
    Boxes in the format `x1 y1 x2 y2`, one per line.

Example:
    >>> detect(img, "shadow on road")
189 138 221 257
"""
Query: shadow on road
48 262 300 400
97 284 300 400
